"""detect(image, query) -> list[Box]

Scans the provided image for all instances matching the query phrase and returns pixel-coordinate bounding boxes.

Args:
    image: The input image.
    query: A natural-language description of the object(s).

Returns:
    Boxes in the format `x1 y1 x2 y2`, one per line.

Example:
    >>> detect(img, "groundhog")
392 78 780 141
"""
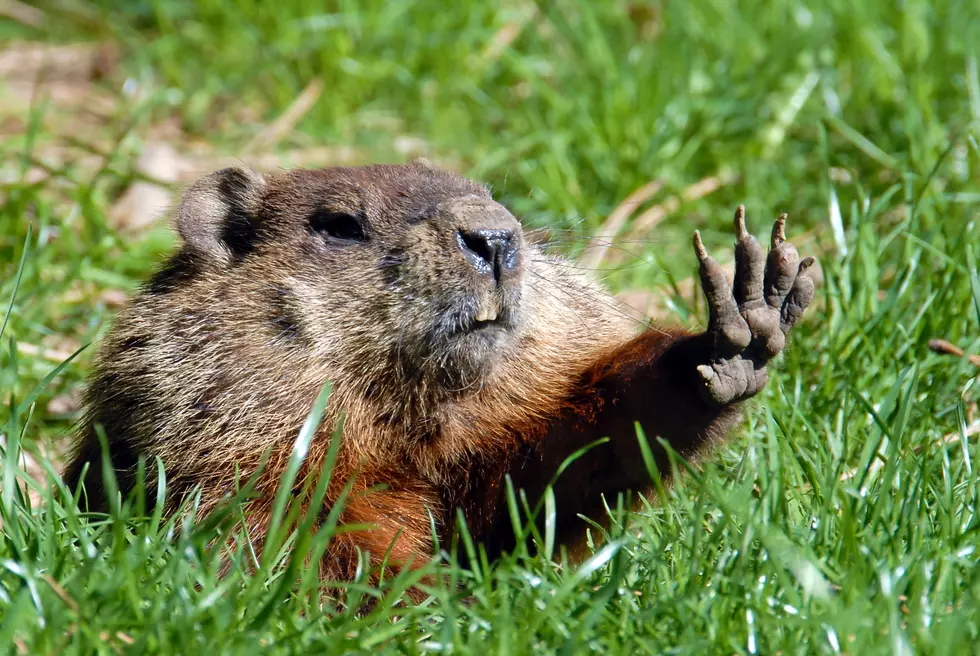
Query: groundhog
63 160 814 583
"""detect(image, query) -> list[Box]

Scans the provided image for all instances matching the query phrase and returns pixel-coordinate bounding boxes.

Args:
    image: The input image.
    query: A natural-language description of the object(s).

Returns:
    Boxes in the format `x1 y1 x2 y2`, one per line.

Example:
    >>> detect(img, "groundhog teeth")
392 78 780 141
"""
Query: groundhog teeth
476 307 497 322
476 299 499 323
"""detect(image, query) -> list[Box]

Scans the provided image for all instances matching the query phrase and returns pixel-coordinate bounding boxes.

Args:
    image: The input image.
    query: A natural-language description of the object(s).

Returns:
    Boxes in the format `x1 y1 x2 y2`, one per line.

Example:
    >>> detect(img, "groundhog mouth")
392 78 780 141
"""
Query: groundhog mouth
432 286 522 353
464 287 525 337
472 294 504 328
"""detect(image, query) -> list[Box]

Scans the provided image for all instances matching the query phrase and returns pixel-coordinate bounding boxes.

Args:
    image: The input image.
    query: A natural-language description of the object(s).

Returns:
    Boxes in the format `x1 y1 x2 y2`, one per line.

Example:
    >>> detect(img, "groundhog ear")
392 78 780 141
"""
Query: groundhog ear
176 167 265 265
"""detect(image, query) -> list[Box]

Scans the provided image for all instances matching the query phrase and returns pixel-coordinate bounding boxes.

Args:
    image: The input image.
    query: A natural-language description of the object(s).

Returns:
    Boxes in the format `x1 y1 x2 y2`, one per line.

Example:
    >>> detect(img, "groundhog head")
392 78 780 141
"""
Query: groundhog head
174 160 531 395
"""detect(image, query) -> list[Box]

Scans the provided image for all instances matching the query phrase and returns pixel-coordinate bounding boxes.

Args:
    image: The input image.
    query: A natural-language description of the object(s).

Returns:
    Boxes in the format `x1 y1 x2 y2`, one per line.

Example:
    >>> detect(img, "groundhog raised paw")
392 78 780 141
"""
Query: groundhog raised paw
692 206 815 406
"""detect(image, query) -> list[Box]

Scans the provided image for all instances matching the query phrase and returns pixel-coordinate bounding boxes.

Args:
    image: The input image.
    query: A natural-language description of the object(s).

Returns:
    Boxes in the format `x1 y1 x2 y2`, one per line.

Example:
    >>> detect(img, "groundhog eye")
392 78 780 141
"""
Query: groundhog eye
309 210 368 243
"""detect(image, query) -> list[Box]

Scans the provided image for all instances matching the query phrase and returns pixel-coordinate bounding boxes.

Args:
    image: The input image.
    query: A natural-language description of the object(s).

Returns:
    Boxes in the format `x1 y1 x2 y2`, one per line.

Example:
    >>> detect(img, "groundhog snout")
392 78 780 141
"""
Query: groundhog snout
455 228 520 285
448 197 523 287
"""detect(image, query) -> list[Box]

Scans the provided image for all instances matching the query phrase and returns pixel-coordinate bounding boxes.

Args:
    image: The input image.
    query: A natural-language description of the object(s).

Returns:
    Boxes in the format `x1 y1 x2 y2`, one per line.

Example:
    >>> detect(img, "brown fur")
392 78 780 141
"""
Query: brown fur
64 160 787 585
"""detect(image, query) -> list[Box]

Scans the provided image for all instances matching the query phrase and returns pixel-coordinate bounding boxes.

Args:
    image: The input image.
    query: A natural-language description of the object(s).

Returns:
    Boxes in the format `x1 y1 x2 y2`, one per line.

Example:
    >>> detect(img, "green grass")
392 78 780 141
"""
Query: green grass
3 0 980 652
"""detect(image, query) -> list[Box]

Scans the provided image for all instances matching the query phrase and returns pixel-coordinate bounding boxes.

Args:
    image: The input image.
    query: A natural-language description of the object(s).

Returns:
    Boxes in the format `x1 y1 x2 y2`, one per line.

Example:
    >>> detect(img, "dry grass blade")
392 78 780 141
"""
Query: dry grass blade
0 41 108 81
0 0 45 27
243 78 325 155
577 179 664 270
600 170 739 268
41 574 80 612
928 338 980 367
626 169 739 239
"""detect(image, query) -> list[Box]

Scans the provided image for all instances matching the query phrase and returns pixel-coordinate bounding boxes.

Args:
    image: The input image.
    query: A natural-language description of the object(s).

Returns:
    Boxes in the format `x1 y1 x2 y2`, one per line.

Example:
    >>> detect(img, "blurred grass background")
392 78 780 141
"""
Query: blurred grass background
2 0 980 653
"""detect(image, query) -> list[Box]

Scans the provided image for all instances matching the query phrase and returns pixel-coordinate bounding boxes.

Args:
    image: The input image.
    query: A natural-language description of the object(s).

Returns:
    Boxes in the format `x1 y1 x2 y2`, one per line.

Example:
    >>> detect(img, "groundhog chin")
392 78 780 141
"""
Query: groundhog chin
409 289 524 391
427 324 516 392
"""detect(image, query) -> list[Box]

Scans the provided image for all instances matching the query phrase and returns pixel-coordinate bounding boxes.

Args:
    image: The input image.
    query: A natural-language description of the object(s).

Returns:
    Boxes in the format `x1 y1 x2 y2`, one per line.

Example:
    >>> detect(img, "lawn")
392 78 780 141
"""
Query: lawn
2 0 980 653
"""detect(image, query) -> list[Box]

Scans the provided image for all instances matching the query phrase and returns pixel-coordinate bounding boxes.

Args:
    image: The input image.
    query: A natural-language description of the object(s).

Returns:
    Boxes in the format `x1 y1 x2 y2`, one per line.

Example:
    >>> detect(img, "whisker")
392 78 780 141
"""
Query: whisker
543 237 671 246
546 270 672 333
531 270 666 335
529 257 661 273
526 280 598 342
524 211 596 232
532 241 653 261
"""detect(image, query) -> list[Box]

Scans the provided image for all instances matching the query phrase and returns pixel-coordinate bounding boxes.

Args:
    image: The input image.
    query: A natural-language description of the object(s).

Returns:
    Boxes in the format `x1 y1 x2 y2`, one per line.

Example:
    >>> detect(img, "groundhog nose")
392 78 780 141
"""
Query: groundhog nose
456 228 521 283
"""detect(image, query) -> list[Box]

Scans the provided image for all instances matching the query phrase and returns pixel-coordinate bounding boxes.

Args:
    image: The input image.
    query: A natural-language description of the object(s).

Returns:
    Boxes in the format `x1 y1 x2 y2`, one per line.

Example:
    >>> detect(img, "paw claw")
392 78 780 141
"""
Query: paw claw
693 230 707 260
734 205 748 240
771 214 787 248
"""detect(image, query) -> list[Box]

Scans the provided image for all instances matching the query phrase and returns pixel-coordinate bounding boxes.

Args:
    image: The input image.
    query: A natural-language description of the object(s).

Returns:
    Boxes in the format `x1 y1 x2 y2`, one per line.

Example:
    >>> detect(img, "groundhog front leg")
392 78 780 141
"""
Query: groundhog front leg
498 207 815 554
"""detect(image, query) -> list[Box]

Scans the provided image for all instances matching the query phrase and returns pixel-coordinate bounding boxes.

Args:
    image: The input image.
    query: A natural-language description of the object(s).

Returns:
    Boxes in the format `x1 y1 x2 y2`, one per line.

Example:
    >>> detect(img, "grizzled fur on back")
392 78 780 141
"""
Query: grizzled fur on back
65 160 637 578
